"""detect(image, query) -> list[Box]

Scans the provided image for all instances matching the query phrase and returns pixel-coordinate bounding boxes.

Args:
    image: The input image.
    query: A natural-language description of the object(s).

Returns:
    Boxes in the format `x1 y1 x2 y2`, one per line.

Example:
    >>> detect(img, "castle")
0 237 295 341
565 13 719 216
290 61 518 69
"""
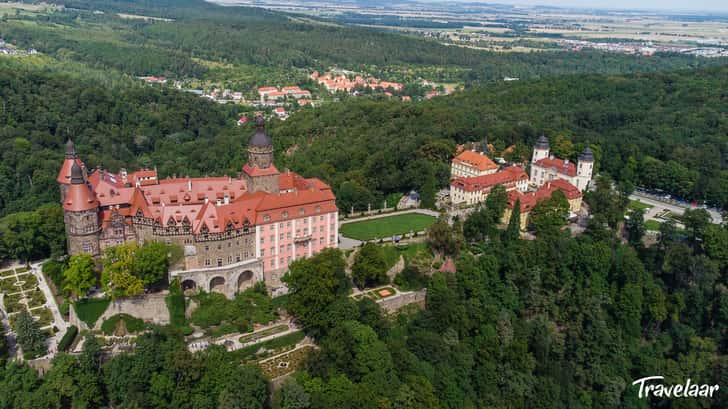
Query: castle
58 116 338 297
450 135 593 228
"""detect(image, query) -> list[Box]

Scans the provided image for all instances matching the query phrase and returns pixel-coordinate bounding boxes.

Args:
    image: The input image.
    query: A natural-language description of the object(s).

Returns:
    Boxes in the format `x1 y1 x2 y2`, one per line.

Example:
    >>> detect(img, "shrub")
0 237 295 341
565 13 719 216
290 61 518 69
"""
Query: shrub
101 314 146 335
58 325 78 352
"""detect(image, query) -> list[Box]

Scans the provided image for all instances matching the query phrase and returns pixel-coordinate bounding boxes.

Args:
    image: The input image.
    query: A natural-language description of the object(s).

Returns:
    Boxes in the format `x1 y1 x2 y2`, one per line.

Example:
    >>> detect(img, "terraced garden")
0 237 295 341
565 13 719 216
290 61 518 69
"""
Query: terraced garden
0 267 55 335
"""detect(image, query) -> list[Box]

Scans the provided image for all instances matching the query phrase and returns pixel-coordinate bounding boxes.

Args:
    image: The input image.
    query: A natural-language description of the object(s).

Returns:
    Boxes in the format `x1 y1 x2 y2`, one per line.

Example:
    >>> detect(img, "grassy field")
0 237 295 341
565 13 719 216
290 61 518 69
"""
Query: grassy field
628 200 653 212
340 213 436 241
74 298 111 328
645 220 662 231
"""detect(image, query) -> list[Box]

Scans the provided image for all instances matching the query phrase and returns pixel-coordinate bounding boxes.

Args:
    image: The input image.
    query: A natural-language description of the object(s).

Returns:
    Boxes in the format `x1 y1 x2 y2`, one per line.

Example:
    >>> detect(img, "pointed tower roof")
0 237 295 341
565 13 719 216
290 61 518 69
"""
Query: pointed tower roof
249 115 272 148
65 138 76 159
63 162 99 211
57 138 85 184
535 134 549 150
578 147 594 162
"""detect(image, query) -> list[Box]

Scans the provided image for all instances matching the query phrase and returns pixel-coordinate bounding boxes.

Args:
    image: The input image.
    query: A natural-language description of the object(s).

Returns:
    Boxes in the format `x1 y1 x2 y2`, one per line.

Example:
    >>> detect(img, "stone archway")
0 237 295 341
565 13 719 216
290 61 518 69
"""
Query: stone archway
237 270 255 293
181 279 197 295
209 276 226 294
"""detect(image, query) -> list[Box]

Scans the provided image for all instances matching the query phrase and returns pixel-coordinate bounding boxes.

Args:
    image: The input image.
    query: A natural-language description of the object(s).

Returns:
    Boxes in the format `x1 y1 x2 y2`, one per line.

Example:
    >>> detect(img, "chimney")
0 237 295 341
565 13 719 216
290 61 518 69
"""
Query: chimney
188 179 192 192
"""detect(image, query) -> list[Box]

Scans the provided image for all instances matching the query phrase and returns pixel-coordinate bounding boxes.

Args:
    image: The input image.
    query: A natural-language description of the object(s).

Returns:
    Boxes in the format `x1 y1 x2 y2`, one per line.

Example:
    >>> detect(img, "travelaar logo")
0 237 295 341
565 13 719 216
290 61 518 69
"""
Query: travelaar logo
632 376 720 399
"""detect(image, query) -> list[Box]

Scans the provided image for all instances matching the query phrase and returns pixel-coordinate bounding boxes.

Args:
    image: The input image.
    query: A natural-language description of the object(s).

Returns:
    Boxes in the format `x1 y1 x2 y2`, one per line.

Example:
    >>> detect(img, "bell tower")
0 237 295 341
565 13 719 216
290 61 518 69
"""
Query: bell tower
242 115 280 194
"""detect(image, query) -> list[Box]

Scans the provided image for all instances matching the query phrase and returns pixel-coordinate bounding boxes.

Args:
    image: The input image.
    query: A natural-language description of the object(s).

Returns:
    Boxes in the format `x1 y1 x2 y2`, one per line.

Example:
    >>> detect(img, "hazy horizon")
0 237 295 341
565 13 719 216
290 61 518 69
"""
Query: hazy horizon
443 0 728 13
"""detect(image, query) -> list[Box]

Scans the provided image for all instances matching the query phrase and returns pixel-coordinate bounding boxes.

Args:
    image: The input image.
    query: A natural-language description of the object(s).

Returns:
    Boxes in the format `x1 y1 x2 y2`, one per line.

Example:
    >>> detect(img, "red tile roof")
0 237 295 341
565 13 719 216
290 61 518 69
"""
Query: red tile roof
450 166 527 192
534 157 577 177
452 150 498 172
57 158 85 184
63 183 99 211
507 179 581 213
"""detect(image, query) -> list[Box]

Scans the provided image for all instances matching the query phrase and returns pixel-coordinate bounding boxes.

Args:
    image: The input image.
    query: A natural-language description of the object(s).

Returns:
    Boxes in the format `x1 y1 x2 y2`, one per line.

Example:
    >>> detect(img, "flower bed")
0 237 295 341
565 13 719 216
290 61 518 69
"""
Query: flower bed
259 345 314 379
0 269 15 278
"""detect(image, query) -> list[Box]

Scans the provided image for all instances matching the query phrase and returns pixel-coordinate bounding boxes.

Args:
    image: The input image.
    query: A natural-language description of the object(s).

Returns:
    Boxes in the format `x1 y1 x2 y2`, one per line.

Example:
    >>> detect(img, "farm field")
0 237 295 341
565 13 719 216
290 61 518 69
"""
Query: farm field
340 213 437 241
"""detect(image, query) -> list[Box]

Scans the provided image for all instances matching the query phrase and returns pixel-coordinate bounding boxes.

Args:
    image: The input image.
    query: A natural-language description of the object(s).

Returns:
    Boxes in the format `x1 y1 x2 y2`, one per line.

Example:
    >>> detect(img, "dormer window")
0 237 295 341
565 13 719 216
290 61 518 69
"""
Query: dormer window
299 208 305 215
200 224 209 234
263 215 271 222
282 211 288 219
167 217 176 226
136 209 144 217
315 206 321 213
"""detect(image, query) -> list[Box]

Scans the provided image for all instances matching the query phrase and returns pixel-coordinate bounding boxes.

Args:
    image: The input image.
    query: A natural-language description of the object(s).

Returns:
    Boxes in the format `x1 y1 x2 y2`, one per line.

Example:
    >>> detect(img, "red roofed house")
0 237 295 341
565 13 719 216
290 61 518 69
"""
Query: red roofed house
451 147 499 178
530 135 594 192
58 115 337 297
450 165 528 206
502 179 583 230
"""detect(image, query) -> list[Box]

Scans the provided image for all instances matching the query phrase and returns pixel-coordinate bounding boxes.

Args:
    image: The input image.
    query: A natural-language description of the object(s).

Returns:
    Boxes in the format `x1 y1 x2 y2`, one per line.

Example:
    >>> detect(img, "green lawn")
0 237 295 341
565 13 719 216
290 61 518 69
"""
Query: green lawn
73 298 110 328
628 200 653 211
645 220 662 231
340 214 437 241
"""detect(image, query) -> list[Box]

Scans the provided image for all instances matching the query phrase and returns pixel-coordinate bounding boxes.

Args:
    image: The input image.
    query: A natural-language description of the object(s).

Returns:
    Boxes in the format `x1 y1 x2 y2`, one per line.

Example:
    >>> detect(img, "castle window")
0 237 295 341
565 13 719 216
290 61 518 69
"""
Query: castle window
205 259 211 266
280 245 284 253
236 254 241 262
82 241 93 253
228 255 232 263
270 247 275 255
270 260 275 268
165 239 171 245
217 258 222 267
228 242 231 248
260 249 265 256
205 245 209 251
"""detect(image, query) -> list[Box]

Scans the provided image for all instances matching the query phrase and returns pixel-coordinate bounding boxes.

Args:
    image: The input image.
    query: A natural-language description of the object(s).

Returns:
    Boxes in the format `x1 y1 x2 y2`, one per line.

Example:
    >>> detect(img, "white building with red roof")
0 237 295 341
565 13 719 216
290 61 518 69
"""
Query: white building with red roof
451 148 499 179
529 135 594 192
58 116 337 297
450 165 528 206
503 179 584 230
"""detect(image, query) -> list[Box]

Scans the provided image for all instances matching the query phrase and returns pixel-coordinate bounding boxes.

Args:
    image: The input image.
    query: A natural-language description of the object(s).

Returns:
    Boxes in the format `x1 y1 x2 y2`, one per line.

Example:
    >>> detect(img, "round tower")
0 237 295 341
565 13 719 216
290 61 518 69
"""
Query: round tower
576 147 595 191
247 115 274 169
57 138 81 202
532 134 550 163
63 162 101 256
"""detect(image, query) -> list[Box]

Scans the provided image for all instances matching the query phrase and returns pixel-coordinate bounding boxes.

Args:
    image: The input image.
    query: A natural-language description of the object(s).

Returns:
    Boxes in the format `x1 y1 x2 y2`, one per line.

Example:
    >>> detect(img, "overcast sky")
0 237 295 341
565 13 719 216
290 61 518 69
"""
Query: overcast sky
463 0 728 12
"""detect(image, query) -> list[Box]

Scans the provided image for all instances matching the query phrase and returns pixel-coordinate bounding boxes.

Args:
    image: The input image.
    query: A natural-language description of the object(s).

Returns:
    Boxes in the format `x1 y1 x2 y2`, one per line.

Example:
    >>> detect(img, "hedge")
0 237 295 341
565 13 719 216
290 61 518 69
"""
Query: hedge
100 314 146 335
58 325 78 352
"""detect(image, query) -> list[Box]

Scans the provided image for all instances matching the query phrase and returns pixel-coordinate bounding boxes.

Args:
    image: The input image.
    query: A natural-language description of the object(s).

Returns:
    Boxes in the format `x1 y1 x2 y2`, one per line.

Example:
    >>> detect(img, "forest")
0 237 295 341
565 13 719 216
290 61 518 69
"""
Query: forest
1 177 727 408
0 0 726 85
2 57 728 261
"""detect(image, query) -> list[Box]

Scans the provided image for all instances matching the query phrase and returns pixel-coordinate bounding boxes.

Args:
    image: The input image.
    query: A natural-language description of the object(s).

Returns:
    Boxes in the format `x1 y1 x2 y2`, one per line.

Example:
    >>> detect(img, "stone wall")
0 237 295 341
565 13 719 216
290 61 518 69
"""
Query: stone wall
93 293 170 330
376 288 427 313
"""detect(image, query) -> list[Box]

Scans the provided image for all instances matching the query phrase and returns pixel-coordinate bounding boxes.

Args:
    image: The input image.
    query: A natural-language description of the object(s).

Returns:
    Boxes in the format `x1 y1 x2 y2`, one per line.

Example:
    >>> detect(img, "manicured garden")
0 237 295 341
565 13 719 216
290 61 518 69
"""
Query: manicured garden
190 284 279 337
340 213 436 241
232 330 305 362
0 267 54 332
258 345 314 379
239 324 289 344
352 286 398 301
644 219 662 231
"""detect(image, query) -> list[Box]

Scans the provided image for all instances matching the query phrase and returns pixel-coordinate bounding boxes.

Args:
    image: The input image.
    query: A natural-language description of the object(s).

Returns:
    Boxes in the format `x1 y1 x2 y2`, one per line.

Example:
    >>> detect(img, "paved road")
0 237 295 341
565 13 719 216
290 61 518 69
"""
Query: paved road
630 193 723 225
30 260 68 356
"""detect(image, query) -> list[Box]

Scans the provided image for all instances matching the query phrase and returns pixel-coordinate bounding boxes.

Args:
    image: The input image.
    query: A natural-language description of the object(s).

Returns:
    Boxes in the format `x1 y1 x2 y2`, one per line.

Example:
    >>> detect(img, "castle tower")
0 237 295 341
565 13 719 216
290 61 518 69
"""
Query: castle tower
532 134 550 163
242 115 280 194
576 147 594 191
63 162 101 256
57 138 82 202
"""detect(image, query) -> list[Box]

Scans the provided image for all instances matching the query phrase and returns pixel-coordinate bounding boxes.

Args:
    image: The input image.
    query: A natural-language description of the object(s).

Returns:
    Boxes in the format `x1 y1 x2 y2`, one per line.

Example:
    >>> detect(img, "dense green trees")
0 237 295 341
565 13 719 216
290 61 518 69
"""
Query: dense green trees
351 243 388 289
63 254 96 300
14 309 47 359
